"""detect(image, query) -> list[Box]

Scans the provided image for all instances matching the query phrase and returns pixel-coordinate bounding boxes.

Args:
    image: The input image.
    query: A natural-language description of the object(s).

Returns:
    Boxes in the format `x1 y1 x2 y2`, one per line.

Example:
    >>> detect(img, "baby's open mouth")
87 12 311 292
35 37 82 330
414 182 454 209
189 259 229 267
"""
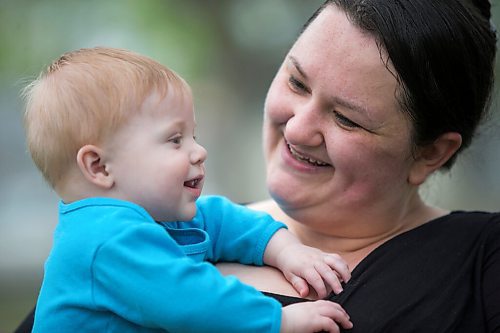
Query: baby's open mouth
287 142 330 167
184 176 203 188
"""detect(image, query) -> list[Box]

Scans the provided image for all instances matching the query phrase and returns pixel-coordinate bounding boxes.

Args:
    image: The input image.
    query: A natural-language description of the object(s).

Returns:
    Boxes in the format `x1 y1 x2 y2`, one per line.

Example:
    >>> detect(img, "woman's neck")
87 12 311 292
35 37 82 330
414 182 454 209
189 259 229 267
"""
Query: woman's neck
249 198 449 268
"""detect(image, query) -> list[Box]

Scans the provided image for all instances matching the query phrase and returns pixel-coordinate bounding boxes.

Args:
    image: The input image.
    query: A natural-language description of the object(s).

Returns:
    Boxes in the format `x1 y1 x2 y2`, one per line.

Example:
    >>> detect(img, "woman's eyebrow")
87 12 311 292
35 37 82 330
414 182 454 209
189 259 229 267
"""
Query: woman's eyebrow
332 96 369 115
288 55 374 118
288 56 308 79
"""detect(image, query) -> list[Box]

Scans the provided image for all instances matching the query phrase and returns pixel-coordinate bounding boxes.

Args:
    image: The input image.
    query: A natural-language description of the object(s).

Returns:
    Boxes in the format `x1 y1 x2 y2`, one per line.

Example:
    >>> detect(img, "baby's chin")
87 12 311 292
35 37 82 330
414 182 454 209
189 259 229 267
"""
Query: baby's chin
174 208 197 222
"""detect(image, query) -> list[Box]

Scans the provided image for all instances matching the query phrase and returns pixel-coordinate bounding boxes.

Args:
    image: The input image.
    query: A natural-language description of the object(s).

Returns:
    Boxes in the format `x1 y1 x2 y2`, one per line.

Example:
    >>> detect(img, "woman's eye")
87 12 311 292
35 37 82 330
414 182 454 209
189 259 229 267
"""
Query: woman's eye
288 76 309 93
334 112 360 128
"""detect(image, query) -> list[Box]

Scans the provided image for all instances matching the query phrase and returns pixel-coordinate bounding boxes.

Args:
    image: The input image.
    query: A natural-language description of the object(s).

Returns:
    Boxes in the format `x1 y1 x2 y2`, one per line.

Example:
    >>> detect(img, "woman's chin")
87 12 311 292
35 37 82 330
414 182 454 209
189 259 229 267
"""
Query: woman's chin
267 176 308 209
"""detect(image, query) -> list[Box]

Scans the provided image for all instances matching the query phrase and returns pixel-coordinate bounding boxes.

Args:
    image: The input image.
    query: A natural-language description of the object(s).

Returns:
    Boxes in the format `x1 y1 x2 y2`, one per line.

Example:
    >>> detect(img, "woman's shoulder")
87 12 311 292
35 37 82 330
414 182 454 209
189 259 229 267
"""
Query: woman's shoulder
246 199 293 223
447 210 500 219
390 210 500 250
246 199 277 212
435 210 500 231
362 210 500 275
445 210 500 247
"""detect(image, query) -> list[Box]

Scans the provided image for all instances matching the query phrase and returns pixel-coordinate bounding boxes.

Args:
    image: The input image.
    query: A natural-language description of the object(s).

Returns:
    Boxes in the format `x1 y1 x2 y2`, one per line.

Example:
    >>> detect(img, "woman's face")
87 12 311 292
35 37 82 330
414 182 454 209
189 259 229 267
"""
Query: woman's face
263 5 418 228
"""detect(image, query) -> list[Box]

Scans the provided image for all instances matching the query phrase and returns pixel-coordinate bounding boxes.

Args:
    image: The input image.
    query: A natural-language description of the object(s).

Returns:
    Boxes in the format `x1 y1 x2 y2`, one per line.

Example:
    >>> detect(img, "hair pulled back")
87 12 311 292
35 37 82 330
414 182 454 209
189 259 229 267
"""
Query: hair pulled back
305 0 497 169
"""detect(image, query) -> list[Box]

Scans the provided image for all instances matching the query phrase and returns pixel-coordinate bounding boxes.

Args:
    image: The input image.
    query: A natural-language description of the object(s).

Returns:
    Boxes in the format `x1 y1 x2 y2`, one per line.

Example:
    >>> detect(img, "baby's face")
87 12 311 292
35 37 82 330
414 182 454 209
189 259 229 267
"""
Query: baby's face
104 90 207 221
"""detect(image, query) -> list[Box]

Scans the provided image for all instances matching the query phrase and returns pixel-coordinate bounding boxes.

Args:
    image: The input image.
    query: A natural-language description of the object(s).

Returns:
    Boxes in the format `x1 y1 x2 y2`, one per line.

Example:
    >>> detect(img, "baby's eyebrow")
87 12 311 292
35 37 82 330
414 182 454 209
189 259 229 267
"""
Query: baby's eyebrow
288 56 308 79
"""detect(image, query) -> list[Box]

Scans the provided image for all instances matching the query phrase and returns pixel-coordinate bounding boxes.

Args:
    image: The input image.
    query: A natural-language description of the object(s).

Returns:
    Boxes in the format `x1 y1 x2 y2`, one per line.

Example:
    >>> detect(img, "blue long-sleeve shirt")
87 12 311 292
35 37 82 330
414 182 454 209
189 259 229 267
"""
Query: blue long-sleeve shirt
32 195 285 332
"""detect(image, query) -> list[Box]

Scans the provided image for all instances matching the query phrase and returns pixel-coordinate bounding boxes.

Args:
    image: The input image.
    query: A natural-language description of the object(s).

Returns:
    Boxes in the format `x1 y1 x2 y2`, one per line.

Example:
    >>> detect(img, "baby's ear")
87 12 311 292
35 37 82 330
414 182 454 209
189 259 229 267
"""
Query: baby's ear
76 145 114 189
408 132 462 185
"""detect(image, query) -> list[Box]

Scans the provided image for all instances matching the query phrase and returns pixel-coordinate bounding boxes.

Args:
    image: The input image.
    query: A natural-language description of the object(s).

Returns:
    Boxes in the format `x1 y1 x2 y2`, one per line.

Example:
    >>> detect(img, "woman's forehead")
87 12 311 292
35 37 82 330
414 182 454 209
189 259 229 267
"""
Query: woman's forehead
293 6 389 70
289 6 400 120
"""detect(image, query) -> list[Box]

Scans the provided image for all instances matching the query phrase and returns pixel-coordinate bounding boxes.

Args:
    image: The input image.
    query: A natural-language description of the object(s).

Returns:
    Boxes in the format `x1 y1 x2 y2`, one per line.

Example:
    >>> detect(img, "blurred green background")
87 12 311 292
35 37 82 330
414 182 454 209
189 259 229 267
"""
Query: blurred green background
0 1 499 331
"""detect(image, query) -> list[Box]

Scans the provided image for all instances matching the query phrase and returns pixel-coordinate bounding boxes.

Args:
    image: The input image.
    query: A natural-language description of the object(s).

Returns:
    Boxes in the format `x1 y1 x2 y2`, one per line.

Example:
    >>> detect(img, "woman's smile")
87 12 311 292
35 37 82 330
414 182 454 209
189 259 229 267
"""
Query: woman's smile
287 141 330 167
281 139 332 174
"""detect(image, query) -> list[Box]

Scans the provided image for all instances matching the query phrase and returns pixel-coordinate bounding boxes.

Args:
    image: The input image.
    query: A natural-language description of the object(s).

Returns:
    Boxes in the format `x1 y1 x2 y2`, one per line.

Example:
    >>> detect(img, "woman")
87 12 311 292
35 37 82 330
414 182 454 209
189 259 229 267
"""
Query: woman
219 0 499 332
14 0 499 332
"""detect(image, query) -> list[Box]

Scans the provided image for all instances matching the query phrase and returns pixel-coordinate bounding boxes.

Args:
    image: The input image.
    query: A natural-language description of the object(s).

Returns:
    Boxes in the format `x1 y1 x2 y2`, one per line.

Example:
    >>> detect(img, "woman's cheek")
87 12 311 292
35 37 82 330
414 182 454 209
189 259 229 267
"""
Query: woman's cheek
265 78 294 124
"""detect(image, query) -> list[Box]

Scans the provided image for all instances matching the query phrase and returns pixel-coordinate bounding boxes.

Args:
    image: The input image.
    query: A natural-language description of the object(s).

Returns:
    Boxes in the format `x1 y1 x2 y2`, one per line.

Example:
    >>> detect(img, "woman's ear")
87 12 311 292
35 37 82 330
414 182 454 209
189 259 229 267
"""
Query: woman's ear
76 145 114 189
408 132 462 185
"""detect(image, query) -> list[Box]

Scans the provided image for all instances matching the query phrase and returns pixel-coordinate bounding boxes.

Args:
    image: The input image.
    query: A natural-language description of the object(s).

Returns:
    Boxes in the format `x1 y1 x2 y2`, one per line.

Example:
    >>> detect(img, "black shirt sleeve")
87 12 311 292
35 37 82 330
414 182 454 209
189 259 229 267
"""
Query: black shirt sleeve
483 215 500 332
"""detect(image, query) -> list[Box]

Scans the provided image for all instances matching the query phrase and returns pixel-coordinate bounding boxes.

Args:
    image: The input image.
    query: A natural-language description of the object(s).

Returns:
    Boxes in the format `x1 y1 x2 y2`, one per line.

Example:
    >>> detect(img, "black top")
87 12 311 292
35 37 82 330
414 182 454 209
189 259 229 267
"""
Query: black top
265 211 500 333
14 211 500 333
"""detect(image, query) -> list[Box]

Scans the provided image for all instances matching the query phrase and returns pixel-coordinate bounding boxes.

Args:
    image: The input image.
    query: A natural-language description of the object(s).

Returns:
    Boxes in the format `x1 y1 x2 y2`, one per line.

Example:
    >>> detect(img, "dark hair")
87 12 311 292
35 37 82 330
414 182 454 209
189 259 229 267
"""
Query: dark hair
303 0 497 169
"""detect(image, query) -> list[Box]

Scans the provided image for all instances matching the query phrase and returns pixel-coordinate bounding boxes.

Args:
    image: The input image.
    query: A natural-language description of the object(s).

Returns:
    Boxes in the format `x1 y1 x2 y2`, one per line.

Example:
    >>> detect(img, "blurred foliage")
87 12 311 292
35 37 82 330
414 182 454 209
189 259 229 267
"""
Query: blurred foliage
0 0 321 103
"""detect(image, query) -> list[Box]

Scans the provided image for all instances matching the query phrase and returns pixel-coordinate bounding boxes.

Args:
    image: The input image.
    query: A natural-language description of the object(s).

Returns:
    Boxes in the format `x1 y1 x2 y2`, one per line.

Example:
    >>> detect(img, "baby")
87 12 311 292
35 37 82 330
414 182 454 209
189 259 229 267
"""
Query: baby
24 47 352 332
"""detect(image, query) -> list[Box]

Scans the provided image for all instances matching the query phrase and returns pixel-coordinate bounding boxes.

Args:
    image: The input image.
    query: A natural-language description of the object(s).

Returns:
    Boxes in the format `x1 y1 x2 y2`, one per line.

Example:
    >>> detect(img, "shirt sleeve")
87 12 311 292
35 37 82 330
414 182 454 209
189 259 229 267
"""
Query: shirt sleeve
91 223 282 332
191 195 287 265
483 214 500 333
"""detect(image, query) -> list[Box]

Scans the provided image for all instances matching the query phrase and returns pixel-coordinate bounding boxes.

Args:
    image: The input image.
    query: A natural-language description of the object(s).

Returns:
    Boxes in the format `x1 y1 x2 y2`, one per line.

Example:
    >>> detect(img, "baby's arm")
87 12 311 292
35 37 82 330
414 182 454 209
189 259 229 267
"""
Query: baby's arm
264 229 351 299
93 220 351 332
194 196 350 297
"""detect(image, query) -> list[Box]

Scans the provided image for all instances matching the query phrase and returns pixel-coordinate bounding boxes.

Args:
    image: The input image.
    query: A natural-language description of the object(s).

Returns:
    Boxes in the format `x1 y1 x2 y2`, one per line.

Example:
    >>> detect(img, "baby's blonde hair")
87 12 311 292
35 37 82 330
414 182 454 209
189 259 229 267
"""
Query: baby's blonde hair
22 47 189 188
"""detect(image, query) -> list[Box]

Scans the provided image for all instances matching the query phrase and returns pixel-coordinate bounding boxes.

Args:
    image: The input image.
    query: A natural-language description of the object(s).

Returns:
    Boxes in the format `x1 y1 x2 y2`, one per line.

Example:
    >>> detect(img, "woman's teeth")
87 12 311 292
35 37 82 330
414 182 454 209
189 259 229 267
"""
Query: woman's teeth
287 143 329 166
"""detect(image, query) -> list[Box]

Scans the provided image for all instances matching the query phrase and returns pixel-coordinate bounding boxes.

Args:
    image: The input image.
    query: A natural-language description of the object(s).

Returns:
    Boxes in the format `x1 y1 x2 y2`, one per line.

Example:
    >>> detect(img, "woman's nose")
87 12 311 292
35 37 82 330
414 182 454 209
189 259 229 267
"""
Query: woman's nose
284 102 323 147
191 142 207 165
